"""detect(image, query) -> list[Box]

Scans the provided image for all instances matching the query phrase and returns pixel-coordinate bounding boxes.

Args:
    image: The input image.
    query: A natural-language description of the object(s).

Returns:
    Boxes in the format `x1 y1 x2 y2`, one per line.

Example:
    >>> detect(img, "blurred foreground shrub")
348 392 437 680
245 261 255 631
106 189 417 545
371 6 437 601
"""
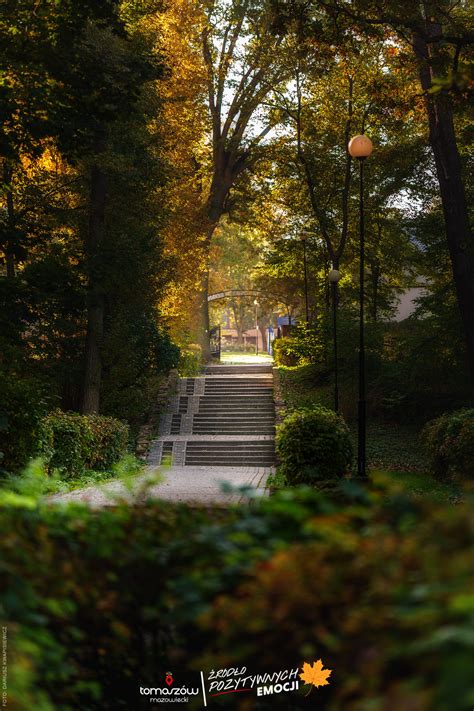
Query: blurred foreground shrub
40 410 129 478
0 482 472 709
423 408 474 481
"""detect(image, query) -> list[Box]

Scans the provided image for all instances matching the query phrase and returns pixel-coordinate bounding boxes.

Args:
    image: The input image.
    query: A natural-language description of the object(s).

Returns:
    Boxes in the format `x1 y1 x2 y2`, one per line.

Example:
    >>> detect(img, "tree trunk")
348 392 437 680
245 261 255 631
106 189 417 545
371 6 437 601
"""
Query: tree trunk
82 146 107 414
259 321 268 353
371 263 380 322
197 266 212 361
82 291 104 414
414 31 474 379
3 162 16 279
231 301 244 345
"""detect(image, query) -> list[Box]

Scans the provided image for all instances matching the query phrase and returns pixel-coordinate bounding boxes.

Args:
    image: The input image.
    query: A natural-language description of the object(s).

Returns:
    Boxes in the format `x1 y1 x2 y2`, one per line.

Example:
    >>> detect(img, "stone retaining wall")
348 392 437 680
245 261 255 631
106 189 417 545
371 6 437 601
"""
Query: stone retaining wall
136 369 178 461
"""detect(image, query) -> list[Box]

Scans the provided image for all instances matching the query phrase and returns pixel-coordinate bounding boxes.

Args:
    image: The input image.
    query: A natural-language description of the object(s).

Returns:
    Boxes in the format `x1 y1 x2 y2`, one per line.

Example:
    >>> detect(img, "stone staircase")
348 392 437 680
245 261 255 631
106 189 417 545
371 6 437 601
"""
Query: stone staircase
147 363 276 468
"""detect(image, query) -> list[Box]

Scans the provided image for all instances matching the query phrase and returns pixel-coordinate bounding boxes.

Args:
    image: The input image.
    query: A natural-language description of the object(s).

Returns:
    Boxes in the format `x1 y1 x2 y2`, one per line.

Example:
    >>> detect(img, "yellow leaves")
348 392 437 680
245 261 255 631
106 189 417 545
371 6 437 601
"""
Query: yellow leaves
111 620 131 639
299 659 332 688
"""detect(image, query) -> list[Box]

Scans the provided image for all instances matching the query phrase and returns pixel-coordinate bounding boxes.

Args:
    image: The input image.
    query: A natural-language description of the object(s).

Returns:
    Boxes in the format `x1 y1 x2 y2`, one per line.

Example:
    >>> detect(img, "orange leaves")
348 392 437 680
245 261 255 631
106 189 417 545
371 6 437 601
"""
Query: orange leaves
299 659 332 689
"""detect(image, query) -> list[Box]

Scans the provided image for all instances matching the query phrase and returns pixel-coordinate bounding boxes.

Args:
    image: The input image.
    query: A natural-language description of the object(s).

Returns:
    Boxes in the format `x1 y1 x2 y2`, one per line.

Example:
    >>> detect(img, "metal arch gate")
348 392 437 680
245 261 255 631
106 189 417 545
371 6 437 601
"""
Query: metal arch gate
209 325 221 359
208 290 265 359
207 289 261 303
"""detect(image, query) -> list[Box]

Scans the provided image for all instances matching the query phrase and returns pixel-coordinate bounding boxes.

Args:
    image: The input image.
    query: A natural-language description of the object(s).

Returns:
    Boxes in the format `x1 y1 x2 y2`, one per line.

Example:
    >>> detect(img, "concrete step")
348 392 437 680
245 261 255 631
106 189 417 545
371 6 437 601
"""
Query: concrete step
204 378 272 389
193 424 275 429
196 408 274 414
194 422 273 428
203 394 273 399
185 462 274 466
197 401 275 406
185 459 275 467
204 381 272 391
197 398 275 412
193 417 275 422
152 363 276 470
193 424 275 430
203 375 274 381
187 443 274 452
193 422 275 434
197 401 274 406
199 392 273 396
204 379 273 384
197 407 274 418
192 431 274 436
196 407 275 419
184 394 274 400
194 409 275 424
204 365 273 374
204 385 273 390
193 418 275 431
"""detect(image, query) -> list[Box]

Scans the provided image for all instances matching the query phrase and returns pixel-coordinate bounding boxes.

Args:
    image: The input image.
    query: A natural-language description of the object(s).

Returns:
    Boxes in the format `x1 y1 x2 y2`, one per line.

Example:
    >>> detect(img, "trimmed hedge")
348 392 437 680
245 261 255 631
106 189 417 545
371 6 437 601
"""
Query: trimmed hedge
0 485 472 709
273 325 324 367
0 374 48 474
273 336 299 366
422 408 474 481
276 406 353 485
40 410 129 478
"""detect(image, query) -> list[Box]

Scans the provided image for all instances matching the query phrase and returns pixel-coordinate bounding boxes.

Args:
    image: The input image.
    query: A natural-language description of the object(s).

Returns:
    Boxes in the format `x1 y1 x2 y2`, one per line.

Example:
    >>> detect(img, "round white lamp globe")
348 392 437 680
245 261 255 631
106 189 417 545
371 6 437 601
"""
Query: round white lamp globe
348 135 373 159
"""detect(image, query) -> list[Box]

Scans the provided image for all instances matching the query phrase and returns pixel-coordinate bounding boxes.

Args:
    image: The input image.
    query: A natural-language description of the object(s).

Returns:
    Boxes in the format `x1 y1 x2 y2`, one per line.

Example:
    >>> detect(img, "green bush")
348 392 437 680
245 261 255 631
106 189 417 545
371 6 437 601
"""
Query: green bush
273 336 299 366
0 374 48 474
422 408 474 481
40 410 129 478
221 343 255 353
0 484 472 709
86 415 130 471
178 343 202 376
273 325 324 367
276 406 353 484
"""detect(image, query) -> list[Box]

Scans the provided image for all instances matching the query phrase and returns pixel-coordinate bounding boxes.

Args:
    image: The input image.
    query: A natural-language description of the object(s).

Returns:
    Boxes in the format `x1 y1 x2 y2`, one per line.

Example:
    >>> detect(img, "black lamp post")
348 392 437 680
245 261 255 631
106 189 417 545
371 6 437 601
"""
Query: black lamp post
253 299 259 355
301 235 310 323
328 268 341 412
348 134 373 479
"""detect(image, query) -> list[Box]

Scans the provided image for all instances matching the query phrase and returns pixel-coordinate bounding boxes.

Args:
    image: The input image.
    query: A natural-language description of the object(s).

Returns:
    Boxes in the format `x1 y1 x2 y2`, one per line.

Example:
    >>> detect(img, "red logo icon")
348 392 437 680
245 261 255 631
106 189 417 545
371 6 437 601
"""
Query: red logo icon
165 672 174 687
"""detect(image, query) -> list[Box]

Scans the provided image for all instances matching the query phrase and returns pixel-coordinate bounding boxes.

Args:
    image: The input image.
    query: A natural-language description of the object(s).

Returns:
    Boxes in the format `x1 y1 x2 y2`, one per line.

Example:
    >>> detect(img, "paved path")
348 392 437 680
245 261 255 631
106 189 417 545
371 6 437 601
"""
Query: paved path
48 465 270 507
48 362 276 507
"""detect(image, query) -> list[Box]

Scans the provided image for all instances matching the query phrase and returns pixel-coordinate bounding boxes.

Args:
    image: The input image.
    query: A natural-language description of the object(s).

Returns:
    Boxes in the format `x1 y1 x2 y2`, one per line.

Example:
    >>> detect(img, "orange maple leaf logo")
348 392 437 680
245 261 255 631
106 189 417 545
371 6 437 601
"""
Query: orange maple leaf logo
299 659 332 688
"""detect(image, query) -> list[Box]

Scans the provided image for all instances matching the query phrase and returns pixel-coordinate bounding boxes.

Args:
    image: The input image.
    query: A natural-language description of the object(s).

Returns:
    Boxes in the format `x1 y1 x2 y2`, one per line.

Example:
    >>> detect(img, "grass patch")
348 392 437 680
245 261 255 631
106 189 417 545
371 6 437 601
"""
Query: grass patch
266 469 288 490
352 422 427 472
370 469 462 503
0 455 144 502
275 365 437 492
220 352 273 363
277 364 428 473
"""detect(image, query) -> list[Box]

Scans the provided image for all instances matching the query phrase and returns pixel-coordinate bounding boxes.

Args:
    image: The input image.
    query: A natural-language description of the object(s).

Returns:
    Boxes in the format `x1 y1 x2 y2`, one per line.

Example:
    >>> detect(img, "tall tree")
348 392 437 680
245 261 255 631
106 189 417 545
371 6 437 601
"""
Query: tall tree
299 0 474 375
1 0 170 417
0 0 106 277
153 0 209 347
50 10 160 413
197 0 288 357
